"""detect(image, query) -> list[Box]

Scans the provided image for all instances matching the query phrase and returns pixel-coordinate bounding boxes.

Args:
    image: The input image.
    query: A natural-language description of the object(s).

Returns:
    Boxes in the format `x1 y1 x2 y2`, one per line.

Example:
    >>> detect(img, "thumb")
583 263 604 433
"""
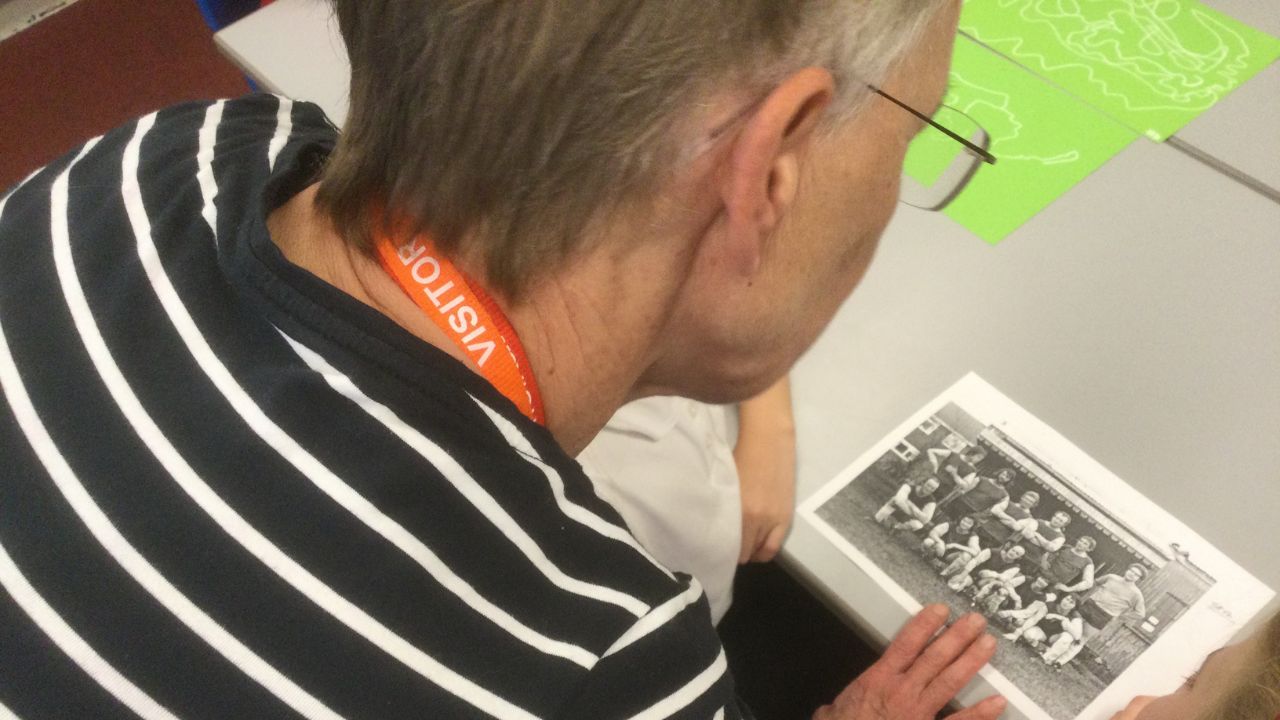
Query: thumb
1110 696 1156 720
739 523 765 564
751 526 787 563
946 695 1007 720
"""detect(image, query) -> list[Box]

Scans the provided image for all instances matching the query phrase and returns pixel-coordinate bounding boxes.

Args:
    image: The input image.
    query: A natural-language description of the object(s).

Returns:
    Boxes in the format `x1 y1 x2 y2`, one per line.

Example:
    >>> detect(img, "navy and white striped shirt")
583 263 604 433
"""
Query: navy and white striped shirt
0 95 739 720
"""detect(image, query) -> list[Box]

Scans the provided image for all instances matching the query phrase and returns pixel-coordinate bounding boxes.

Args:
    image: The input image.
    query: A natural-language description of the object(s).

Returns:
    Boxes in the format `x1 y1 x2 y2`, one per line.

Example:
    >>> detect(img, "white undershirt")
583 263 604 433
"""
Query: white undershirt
578 397 741 623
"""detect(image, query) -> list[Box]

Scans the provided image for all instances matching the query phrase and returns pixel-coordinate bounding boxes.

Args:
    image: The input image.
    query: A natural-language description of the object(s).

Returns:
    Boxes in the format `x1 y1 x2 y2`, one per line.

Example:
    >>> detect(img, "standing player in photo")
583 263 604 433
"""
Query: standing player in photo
1027 510 1073 554
992 490 1041 547
1057 564 1149 668
925 433 986 489
1042 536 1098 594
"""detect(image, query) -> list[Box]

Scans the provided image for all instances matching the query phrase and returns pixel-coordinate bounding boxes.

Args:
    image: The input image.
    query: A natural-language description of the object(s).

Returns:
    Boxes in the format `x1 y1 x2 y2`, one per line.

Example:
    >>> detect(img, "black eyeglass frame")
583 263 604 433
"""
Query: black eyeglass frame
869 85 997 166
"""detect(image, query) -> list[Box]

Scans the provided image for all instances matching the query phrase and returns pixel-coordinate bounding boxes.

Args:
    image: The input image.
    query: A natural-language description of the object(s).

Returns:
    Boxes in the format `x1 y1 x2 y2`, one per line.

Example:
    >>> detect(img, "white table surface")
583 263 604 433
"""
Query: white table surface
1152 0 1280 195
784 135 1280 714
216 0 1280 195
216 0 350 126
1174 60 1280 195
215 3 1280 715
1206 0 1280 39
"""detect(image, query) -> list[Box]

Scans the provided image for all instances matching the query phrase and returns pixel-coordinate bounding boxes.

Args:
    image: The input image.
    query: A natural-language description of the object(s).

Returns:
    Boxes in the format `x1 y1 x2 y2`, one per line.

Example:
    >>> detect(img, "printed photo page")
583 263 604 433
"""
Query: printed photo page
799 373 1273 720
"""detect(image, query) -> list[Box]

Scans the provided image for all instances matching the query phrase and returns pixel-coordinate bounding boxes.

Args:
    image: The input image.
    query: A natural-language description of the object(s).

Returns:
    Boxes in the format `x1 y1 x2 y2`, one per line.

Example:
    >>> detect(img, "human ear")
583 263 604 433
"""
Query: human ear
719 67 833 276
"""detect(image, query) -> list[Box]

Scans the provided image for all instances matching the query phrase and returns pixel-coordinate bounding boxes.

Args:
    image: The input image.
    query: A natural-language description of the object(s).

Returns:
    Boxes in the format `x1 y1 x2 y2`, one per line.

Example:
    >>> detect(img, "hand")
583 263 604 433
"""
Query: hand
813 606 1006 720
734 425 796 563
734 377 797 564
1109 696 1155 719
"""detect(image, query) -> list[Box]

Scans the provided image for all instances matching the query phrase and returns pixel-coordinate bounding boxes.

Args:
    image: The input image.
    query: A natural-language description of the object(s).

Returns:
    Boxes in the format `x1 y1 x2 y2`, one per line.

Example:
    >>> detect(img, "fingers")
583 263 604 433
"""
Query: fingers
879 604 952 673
923 624 997 708
1109 696 1155 720
909 612 988 688
741 517 790 564
739 519 770 564
948 695 1008 720
750 526 787 563
738 529 756 565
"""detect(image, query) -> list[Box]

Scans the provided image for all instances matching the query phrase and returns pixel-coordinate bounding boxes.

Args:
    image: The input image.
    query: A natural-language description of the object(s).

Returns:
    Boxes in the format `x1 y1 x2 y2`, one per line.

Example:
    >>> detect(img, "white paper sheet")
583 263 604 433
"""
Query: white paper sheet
800 373 1273 720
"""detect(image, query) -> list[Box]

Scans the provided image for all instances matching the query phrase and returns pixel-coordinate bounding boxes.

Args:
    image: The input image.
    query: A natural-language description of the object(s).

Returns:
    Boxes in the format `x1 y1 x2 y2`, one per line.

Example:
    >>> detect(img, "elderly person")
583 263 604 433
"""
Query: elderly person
0 1 1006 718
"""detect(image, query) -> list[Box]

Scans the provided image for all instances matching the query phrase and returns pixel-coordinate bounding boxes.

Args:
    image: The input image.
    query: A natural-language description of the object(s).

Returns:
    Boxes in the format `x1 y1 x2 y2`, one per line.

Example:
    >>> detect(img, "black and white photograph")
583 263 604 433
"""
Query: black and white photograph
801 374 1273 720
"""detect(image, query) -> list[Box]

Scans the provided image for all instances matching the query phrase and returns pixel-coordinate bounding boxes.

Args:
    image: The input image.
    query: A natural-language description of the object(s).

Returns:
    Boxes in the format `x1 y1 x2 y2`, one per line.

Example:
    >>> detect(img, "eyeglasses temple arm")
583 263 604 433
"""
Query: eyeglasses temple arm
870 86 997 166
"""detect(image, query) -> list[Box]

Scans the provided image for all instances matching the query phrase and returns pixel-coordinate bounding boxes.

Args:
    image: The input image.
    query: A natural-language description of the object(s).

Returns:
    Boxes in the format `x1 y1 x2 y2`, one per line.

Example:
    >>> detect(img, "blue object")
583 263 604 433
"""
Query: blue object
194 0 261 31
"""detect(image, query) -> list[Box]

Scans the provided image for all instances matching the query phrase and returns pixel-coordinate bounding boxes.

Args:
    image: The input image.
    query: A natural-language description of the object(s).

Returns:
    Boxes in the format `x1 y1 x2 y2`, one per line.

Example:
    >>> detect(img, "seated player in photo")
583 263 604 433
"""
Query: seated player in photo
945 543 1027 593
975 583 1017 616
971 559 1030 610
1040 594 1087 668
1109 608 1280 720
1008 573 1052 609
997 577 1057 646
921 513 981 570
1041 535 1098 595
874 476 941 531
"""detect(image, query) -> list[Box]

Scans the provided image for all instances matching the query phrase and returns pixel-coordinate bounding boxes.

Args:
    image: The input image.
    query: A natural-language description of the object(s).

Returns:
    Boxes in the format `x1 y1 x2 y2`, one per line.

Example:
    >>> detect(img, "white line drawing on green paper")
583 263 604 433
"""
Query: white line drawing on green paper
940 72 1083 167
962 0 1257 116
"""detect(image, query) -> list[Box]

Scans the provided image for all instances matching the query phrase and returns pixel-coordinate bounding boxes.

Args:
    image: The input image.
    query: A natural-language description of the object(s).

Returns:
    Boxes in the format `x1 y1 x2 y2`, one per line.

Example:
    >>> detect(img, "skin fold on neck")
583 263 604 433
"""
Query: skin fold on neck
266 184 710 456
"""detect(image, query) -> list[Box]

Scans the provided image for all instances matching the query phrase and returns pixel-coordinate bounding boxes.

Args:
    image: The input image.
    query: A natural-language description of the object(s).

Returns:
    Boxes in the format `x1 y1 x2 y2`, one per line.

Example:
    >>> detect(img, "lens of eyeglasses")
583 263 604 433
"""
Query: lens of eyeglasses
900 105 990 211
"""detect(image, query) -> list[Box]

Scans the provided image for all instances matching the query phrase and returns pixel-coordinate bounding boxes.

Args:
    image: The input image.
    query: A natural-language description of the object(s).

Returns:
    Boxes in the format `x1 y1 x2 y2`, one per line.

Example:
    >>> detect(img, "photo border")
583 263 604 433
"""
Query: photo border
800 373 1273 720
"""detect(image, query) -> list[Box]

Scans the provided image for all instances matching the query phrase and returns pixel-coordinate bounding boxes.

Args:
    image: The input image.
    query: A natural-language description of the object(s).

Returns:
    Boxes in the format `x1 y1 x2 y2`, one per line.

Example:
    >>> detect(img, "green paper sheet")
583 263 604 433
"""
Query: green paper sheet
959 0 1280 141
903 37 1138 243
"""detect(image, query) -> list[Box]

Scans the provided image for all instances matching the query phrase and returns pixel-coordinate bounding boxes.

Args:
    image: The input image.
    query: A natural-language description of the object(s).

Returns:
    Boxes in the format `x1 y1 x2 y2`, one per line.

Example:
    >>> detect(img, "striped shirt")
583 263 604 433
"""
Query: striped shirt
0 95 739 720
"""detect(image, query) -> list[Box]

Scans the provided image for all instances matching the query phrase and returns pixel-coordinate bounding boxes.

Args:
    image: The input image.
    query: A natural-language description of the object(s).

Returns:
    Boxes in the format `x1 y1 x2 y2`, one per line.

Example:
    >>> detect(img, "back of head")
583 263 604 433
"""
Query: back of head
317 0 945 298
1197 610 1280 720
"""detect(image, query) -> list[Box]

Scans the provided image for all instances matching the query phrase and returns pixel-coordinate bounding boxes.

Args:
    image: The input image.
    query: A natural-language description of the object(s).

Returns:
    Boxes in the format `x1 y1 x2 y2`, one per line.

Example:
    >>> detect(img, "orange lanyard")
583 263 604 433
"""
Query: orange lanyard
374 236 545 425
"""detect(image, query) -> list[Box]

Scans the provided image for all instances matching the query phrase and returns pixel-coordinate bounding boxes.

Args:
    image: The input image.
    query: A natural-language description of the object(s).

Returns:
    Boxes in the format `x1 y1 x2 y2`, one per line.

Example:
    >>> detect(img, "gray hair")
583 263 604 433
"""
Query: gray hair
317 0 947 297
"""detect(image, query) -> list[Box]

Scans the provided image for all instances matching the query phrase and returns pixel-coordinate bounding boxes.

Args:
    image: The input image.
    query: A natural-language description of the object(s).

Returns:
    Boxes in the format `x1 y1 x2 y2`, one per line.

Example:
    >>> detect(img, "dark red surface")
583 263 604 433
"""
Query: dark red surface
0 0 250 190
